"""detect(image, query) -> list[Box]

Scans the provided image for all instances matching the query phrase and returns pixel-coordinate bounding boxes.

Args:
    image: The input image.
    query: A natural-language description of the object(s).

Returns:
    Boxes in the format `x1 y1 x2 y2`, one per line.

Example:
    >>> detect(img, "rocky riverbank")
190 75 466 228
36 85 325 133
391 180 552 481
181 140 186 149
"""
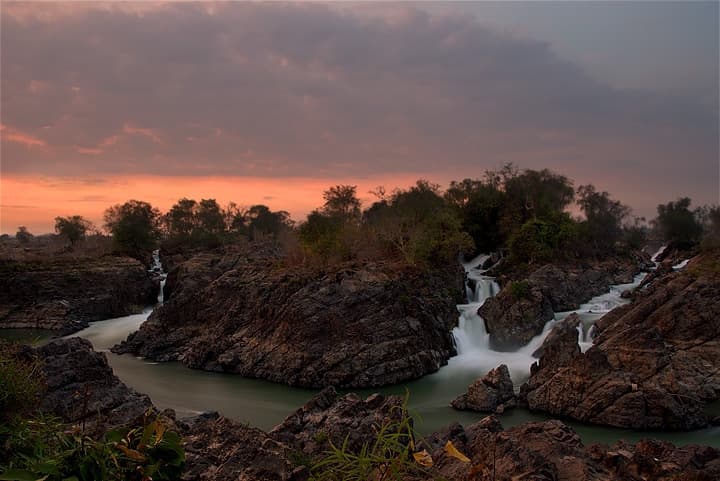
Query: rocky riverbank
480 251 648 349
113 247 464 388
521 250 720 430
0 255 158 333
27 337 720 481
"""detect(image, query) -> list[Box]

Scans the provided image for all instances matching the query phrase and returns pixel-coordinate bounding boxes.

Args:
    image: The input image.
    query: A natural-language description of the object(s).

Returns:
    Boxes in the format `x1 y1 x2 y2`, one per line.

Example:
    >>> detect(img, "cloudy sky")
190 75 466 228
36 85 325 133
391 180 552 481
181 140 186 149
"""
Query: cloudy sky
1 1 718 233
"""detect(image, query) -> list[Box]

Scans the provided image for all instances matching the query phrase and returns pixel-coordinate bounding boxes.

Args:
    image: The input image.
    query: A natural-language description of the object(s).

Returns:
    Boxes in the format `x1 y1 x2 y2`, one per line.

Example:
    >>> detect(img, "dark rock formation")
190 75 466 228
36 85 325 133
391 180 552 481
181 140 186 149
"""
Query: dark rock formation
425 417 720 481
114 249 464 388
451 364 516 413
271 387 406 457
478 283 554 350
35 337 154 432
522 252 720 430
0 256 158 333
480 253 645 349
179 413 306 481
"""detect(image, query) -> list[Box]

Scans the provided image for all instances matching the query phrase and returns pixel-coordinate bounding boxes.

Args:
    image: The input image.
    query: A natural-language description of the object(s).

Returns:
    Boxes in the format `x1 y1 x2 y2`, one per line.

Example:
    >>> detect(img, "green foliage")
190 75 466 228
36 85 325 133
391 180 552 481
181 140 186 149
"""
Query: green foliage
246 204 292 240
509 215 578 264
104 200 161 259
15 227 33 245
0 342 43 422
0 412 184 481
298 211 345 261
655 197 703 245
322 185 361 222
576 184 629 250
508 280 531 299
310 395 424 481
368 180 474 266
54 216 94 247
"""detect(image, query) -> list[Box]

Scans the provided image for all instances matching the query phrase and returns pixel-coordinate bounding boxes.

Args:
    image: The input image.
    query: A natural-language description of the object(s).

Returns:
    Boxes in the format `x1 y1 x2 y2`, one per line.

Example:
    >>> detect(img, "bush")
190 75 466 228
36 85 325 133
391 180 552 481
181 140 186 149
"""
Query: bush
508 280 531 299
0 412 185 481
508 216 578 264
0 342 43 422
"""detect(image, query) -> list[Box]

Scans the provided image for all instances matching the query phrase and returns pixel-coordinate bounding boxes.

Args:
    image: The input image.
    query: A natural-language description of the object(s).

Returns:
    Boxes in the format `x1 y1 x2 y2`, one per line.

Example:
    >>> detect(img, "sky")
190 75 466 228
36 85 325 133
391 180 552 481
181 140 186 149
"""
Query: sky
1 1 718 234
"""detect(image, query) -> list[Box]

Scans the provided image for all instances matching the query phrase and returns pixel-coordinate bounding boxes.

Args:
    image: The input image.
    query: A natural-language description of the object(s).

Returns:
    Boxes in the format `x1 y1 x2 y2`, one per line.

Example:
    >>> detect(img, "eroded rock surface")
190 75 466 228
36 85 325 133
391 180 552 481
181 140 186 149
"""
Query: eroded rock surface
114 249 463 388
36 337 154 432
480 253 645 349
0 256 158 333
522 252 720 430
451 364 516 413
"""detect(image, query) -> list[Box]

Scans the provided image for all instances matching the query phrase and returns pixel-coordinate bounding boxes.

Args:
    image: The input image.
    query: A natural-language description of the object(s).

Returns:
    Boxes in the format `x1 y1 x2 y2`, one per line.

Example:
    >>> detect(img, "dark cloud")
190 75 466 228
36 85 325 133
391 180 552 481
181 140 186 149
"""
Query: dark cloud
1 2 718 214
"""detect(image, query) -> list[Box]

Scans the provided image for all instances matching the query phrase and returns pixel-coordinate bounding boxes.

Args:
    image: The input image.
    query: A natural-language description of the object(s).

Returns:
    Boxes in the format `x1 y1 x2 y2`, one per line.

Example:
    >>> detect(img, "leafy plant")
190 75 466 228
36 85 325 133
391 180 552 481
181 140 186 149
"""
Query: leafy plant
0 411 184 481
310 394 426 481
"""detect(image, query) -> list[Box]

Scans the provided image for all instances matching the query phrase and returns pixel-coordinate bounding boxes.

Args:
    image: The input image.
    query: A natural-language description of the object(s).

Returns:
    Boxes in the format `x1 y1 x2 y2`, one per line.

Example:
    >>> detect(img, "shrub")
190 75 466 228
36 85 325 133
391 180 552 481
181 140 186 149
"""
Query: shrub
508 280 531 299
0 341 44 422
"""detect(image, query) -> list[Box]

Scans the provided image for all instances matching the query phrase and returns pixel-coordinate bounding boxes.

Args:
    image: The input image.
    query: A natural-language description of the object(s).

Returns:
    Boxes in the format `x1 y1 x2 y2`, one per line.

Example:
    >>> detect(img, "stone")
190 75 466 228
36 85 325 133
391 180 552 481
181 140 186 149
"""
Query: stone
451 364 516 412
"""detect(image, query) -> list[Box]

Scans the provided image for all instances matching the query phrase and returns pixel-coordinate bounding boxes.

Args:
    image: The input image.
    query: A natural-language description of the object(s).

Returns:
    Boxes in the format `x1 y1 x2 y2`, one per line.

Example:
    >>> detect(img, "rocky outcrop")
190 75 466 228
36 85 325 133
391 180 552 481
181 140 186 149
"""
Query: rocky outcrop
114 249 464 388
480 253 645 349
451 364 516 413
179 413 306 481
35 337 154 432
478 282 554 349
521 252 720 430
424 417 720 481
0 256 158 333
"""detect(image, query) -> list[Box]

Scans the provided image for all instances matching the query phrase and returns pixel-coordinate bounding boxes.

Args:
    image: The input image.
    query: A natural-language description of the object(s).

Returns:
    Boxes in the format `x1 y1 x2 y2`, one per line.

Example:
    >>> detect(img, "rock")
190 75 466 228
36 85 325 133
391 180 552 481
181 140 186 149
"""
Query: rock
478 283 554 350
35 337 154 433
522 252 720 430
529 313 581 370
114 247 464 388
0 256 158 333
479 253 644 349
270 387 406 458
179 416 304 481
451 364 516 412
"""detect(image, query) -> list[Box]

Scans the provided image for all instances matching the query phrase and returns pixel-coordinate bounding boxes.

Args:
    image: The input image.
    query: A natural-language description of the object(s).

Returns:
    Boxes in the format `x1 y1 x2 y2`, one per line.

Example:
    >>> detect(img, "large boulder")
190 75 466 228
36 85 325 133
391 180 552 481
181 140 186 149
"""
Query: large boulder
521 252 720 430
114 248 464 388
451 364 516 413
35 337 154 432
0 256 158 333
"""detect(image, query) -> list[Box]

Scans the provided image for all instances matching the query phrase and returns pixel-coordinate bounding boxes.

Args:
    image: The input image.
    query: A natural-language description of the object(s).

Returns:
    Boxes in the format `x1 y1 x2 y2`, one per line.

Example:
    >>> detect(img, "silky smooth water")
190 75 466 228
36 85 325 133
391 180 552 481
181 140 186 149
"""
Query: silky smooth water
3 248 717 447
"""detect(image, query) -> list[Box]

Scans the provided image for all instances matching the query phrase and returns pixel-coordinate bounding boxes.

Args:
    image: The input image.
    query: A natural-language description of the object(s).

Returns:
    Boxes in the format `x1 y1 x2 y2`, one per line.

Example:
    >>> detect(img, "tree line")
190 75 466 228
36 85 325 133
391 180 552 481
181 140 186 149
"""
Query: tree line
14 165 720 266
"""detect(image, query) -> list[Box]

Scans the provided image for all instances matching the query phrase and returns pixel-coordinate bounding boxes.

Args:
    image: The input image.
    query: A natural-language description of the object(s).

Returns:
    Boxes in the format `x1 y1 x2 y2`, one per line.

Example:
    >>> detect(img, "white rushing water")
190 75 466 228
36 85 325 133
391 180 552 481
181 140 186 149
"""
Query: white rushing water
448 250 659 384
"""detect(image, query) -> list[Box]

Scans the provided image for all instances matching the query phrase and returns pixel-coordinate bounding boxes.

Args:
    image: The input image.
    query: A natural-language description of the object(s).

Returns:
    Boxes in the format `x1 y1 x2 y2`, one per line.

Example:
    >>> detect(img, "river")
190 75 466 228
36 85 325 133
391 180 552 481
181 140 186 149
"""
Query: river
6 249 719 447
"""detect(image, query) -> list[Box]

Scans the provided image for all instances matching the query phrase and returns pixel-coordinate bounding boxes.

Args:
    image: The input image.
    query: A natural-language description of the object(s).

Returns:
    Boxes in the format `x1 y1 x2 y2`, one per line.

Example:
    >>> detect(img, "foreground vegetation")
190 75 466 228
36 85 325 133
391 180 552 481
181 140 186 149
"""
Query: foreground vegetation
0 341 185 481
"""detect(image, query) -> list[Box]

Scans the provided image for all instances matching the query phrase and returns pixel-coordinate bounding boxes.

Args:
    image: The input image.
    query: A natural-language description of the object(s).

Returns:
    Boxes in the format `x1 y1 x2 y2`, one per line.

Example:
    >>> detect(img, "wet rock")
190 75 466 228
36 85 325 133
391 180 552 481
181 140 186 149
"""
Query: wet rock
114 247 464 388
0 256 158 333
451 364 516 413
478 284 554 350
35 337 154 433
522 252 720 430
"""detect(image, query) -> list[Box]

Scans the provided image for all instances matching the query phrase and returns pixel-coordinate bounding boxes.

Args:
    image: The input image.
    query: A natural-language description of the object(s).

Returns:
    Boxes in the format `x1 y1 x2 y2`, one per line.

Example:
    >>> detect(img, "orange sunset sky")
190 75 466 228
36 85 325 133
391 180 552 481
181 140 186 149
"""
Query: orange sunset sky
1 2 718 234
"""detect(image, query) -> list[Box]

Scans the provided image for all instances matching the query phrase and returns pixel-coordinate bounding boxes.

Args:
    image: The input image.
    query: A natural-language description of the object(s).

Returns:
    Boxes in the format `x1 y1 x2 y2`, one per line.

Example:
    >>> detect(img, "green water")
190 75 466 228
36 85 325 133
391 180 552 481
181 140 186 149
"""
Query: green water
4 315 717 448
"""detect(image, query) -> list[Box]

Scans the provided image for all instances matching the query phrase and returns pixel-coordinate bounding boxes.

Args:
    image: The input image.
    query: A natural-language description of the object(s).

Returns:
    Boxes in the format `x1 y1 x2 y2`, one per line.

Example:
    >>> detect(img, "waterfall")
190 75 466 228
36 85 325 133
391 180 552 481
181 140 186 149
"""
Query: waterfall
149 249 167 305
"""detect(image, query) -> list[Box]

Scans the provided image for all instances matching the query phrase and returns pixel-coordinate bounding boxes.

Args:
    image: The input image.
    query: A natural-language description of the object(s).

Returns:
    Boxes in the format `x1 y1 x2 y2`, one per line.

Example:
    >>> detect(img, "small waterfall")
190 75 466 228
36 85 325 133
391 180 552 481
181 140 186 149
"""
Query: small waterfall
149 249 167 305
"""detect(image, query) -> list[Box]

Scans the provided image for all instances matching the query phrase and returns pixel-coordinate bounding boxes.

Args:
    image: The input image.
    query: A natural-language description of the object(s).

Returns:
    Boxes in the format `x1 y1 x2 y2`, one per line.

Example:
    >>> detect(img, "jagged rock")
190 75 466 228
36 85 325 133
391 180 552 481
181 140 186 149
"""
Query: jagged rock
270 387 406 457
35 337 154 433
451 364 516 413
530 313 581 370
522 252 720 430
478 284 554 350
114 248 464 388
180 414 305 481
0 256 158 333
480 254 644 349
426 417 720 481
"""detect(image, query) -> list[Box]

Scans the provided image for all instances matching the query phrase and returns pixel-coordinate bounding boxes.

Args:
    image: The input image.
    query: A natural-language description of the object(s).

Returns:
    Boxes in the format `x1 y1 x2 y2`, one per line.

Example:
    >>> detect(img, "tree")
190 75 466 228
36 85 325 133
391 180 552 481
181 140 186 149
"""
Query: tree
54 215 93 247
576 184 629 250
104 200 161 258
165 198 197 237
655 198 702 245
196 199 225 234
15 226 33 245
246 205 292 240
445 178 505 253
322 185 361 222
